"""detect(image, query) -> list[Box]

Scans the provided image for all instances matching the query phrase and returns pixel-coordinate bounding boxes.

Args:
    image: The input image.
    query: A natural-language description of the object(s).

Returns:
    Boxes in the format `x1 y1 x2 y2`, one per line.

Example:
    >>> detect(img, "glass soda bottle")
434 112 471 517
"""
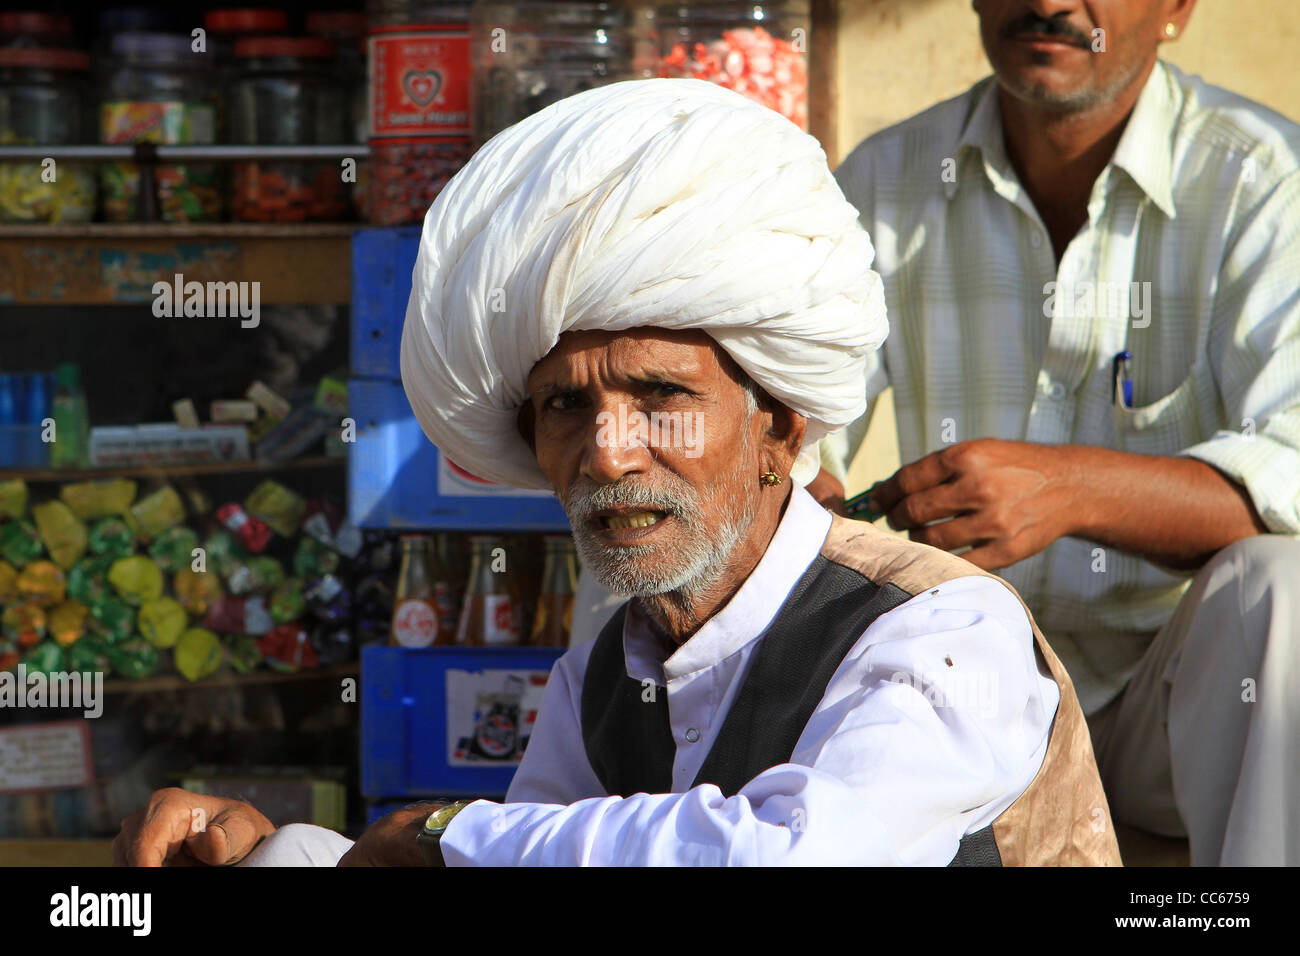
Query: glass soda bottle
391 534 450 647
530 535 577 647
456 534 520 646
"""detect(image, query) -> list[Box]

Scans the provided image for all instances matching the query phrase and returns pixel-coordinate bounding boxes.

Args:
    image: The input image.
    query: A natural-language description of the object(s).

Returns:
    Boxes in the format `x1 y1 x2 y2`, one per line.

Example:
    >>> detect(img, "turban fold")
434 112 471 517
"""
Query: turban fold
399 77 888 489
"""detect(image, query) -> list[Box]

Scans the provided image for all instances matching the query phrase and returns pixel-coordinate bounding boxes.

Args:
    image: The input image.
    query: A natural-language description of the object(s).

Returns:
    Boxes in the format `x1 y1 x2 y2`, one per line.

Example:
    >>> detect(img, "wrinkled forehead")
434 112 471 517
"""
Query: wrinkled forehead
525 327 744 390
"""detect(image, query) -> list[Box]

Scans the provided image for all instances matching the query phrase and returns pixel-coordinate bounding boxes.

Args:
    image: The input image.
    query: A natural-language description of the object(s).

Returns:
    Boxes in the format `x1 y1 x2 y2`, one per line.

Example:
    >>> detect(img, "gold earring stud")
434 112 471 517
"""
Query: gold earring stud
1163 22 1177 38
759 471 783 487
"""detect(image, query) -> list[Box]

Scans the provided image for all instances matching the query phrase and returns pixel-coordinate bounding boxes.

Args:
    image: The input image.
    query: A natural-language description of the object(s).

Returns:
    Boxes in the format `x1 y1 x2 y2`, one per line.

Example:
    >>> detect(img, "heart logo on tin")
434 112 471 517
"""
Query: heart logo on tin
403 70 442 107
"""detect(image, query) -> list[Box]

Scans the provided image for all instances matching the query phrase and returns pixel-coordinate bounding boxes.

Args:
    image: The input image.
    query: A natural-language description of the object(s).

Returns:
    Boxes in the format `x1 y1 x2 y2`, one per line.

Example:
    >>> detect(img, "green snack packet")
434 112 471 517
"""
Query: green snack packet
88 516 136 559
175 627 223 682
269 577 305 623
67 556 114 605
138 596 188 648
0 479 28 519
66 636 113 676
130 486 185 540
88 598 136 644
21 640 64 676
107 639 159 680
108 555 164 605
32 500 88 569
60 479 137 520
149 527 199 573
203 529 247 577
228 555 285 595
293 537 339 577
245 480 306 538
1 519 45 567
225 634 263 674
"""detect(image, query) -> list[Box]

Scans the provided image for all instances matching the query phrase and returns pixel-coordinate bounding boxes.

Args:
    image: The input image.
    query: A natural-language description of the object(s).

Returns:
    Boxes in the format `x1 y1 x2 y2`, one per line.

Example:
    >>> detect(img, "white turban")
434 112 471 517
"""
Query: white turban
399 77 888 490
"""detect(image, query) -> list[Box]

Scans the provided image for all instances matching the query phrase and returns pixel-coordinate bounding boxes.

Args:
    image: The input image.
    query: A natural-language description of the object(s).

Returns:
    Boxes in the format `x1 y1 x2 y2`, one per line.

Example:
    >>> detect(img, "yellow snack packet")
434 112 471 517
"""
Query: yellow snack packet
173 567 223 615
60 479 138 520
0 479 28 519
16 559 67 607
49 600 88 646
32 500 88 569
108 555 164 605
245 480 306 538
138 596 188 648
175 627 223 681
130 486 185 540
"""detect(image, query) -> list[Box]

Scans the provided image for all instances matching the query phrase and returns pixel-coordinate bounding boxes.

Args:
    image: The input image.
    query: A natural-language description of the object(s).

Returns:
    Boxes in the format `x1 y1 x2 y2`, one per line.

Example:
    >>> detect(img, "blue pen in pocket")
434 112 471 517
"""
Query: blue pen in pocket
1112 350 1134 409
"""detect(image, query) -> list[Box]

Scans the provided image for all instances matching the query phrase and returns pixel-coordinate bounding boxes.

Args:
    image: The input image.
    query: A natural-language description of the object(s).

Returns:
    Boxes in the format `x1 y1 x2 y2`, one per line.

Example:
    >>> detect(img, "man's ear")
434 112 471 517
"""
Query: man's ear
516 401 536 452
762 399 807 474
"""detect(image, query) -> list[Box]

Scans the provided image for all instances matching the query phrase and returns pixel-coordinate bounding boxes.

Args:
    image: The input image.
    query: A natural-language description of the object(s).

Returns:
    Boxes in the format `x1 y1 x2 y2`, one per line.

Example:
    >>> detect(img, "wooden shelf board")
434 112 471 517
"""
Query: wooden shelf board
103 661 359 695
0 222 362 239
4 454 345 482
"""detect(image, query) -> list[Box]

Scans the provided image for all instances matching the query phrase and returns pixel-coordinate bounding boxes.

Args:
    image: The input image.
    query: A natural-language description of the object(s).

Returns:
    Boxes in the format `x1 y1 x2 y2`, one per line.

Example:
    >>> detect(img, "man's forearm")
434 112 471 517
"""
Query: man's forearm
1057 445 1267 570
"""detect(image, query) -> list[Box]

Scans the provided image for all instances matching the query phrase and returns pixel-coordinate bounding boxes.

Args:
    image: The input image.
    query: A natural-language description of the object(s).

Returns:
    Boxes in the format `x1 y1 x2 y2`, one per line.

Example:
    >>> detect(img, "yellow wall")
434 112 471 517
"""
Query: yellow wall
834 0 1300 495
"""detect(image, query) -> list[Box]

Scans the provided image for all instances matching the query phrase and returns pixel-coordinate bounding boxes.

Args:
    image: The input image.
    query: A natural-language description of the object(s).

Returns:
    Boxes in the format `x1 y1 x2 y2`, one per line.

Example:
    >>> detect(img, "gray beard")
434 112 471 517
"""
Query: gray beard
564 473 757 613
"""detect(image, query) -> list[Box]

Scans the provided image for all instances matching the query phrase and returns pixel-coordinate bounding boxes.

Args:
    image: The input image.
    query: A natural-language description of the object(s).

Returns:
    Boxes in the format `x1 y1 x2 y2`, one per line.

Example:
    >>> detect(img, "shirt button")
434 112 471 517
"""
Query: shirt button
685 728 700 743
1030 232 1044 248
1047 382 1066 400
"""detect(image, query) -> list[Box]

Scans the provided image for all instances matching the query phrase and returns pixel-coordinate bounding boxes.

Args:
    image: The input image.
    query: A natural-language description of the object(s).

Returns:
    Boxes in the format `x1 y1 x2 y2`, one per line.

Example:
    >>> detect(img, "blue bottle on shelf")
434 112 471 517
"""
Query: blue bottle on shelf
21 371 51 468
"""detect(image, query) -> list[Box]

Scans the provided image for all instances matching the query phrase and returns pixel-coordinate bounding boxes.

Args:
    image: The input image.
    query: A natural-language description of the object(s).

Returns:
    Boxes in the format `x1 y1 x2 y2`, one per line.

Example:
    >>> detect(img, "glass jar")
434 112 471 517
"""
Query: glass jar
0 12 75 49
0 48 96 223
97 32 221 222
95 9 182 59
469 0 650 147
656 0 809 129
367 0 473 226
306 11 370 219
204 8 290 139
227 37 349 221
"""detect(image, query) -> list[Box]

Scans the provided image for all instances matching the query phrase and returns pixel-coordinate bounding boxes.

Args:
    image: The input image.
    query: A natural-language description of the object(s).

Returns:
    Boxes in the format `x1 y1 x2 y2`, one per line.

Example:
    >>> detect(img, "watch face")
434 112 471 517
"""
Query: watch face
425 802 463 833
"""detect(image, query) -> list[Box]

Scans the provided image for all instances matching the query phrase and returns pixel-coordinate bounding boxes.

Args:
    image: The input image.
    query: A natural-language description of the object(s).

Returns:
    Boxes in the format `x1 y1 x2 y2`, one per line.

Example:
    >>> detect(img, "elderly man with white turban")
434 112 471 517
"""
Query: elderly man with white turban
114 79 1119 867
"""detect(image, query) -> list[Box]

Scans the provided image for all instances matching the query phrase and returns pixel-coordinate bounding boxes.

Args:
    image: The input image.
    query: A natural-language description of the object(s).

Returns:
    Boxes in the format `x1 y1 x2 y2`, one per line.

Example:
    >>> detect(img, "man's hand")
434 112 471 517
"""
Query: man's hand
806 468 846 516
337 803 445 867
868 439 1268 572
868 439 1079 570
113 788 276 867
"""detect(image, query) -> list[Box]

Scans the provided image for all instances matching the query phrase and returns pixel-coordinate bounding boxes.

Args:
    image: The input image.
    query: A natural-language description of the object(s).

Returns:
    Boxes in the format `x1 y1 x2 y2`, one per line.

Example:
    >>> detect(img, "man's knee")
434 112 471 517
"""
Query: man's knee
1201 534 1300 589
239 823 353 867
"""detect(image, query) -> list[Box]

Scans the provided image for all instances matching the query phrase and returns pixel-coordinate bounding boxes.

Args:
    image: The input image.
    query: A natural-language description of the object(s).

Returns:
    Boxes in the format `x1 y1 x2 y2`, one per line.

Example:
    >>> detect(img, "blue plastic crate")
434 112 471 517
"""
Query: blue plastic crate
348 377 571 530
362 644 566 800
352 227 421 380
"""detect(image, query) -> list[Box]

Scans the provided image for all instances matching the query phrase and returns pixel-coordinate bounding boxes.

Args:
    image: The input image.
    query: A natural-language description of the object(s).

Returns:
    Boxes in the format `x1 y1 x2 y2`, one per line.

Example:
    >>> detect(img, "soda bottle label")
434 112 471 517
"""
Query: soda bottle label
483 594 517 646
392 599 439 647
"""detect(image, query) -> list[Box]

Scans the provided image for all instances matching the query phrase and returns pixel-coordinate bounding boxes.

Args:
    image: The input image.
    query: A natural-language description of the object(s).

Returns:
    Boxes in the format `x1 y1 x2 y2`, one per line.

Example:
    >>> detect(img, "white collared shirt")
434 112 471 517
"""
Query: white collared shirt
440 486 1059 866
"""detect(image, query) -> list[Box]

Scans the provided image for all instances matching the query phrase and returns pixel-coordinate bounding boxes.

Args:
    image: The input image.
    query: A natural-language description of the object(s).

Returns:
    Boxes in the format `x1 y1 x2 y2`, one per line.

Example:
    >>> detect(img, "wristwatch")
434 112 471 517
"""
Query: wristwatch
415 800 473 866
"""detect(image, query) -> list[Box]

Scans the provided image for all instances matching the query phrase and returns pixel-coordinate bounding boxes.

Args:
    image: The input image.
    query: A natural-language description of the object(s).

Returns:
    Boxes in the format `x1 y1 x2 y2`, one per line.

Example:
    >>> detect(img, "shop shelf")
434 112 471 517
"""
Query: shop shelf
361 644 565 801
348 377 569 530
1 454 345 483
102 661 360 695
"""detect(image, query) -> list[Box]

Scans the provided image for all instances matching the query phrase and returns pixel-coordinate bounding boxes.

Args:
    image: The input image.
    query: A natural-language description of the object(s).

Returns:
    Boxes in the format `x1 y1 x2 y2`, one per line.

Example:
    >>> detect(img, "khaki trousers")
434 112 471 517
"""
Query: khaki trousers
1086 535 1300 866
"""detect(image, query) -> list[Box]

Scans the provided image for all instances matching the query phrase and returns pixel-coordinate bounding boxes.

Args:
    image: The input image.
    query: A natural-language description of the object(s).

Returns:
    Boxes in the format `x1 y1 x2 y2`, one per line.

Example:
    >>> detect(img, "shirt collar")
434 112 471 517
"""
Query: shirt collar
621 484 833 685
946 62 1179 219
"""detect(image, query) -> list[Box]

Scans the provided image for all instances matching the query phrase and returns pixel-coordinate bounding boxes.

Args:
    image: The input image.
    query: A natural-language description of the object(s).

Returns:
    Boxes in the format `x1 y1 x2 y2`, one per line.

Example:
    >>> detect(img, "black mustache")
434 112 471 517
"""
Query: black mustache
1001 13 1092 48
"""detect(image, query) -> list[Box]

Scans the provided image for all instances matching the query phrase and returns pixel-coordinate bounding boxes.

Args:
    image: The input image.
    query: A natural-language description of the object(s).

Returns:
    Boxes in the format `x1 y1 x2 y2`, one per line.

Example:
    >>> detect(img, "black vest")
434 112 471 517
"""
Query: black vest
579 554 1002 866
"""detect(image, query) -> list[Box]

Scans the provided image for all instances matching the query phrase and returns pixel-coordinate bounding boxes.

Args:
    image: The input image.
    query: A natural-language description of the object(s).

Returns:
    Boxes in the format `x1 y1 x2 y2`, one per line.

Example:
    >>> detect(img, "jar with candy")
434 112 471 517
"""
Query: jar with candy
204 8 291 137
367 0 473 225
305 11 370 218
0 48 96 223
227 37 349 222
468 0 649 148
98 32 222 222
656 0 809 130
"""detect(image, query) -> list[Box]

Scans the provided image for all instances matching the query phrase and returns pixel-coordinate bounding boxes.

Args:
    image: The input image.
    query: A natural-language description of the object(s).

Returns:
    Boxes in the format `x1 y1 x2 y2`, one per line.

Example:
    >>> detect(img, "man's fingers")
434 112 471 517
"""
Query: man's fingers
884 482 971 531
112 811 144 867
909 515 984 551
871 451 955 513
185 807 264 866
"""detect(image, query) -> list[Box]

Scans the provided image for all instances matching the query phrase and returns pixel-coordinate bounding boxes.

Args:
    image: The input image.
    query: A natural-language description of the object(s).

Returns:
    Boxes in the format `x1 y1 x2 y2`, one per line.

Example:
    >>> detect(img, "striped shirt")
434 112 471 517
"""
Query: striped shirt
831 60 1300 713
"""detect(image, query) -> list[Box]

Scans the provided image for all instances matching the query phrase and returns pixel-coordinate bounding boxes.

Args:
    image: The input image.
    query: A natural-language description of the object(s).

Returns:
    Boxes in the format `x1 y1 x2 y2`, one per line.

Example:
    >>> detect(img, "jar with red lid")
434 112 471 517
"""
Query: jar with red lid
366 0 473 226
0 47 96 222
227 36 350 221
656 0 810 130
0 12 75 49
